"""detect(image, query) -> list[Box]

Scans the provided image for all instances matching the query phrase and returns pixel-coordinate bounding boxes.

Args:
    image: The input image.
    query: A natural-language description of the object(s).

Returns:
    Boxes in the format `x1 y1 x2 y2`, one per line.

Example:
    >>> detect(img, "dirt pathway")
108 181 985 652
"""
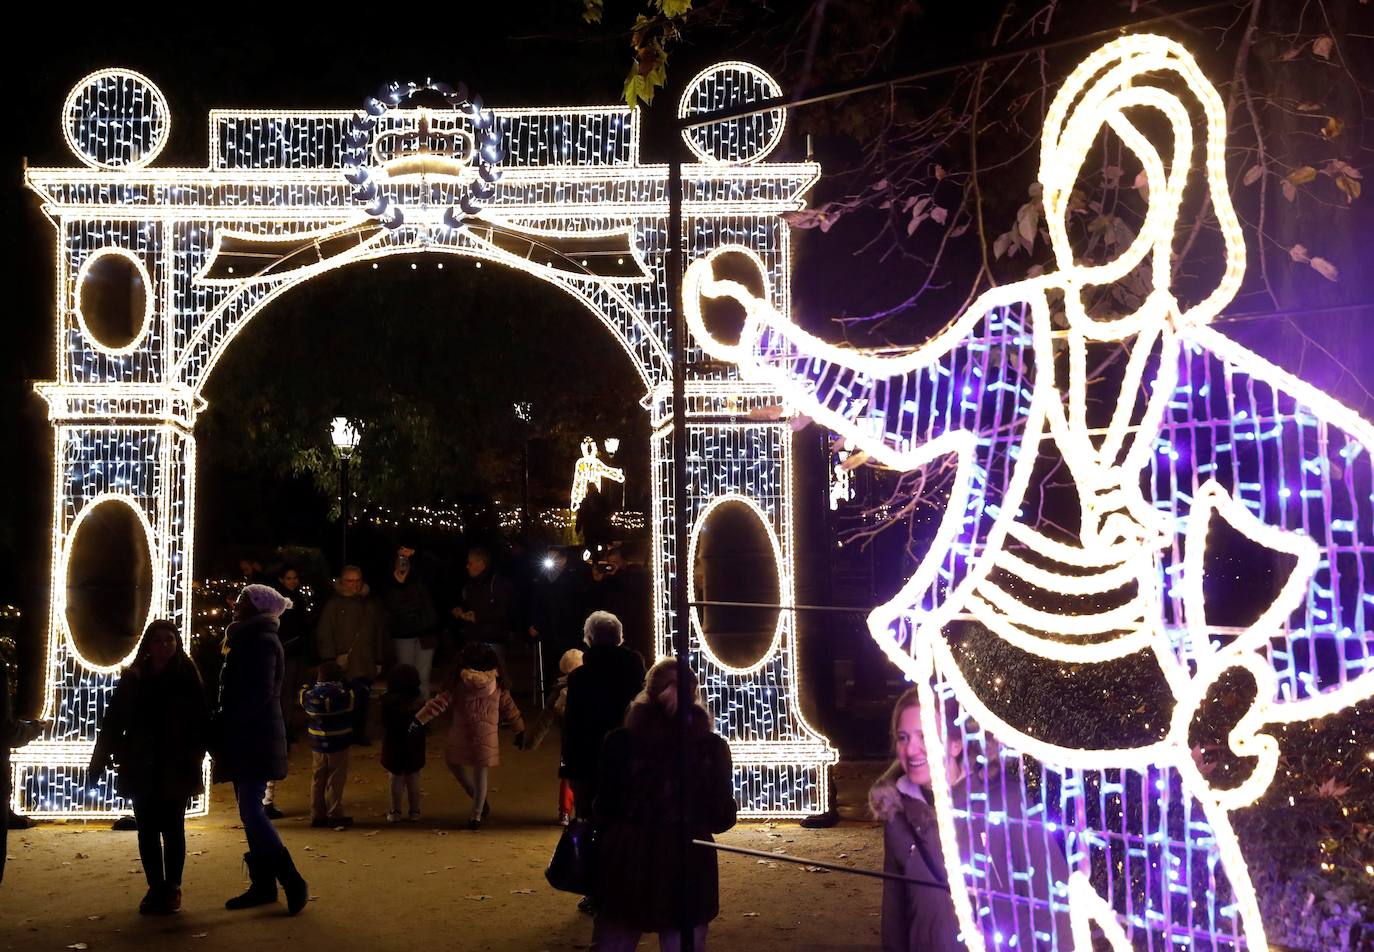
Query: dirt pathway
3 726 886 951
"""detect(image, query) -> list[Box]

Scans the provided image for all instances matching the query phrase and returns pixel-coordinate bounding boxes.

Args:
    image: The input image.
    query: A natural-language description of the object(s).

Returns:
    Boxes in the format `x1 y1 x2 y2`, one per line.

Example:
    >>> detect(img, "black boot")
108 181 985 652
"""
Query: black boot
225 851 278 909
274 847 309 915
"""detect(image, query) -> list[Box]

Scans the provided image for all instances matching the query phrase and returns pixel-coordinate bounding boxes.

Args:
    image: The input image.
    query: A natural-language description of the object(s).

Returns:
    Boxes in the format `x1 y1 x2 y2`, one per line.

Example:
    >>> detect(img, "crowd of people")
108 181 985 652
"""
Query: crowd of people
59 536 750 949
3 535 994 949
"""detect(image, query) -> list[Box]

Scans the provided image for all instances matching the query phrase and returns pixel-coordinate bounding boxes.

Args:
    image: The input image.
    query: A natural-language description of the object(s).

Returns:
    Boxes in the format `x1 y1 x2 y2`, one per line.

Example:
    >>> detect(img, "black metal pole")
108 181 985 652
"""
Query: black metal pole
521 435 531 538
340 456 350 569
693 840 949 890
666 158 696 952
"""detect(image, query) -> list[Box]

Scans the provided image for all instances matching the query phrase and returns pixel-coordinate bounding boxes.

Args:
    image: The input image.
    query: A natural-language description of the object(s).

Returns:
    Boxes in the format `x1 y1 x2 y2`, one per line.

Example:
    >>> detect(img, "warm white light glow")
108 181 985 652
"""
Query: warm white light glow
687 492 787 676
678 62 786 166
63 68 170 171
330 416 360 457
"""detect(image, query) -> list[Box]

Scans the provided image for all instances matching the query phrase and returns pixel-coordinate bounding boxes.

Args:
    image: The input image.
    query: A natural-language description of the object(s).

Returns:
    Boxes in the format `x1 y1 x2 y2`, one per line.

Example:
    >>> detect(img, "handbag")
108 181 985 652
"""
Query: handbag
545 818 596 895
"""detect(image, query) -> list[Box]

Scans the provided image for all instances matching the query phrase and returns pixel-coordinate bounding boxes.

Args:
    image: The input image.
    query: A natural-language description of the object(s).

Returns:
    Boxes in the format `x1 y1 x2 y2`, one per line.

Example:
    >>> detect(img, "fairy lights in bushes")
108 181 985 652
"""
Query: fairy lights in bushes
20 63 835 819
688 33 1373 952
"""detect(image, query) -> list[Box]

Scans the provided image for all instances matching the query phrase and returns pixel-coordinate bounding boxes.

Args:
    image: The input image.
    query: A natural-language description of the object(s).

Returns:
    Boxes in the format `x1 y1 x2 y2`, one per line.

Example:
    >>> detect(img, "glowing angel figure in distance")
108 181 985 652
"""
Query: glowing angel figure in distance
570 436 624 513
686 34 1374 952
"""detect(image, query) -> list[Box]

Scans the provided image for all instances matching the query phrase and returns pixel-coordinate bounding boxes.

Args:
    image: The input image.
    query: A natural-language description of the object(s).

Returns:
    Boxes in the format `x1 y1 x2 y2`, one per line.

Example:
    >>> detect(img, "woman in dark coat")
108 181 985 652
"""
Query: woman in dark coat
212 584 308 915
562 611 645 817
88 619 208 914
591 658 736 951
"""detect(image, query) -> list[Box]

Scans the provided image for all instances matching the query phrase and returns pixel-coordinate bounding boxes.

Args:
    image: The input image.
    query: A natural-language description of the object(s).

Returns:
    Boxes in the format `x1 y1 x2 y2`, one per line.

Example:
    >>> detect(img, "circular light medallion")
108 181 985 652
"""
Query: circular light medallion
678 62 785 165
63 68 171 170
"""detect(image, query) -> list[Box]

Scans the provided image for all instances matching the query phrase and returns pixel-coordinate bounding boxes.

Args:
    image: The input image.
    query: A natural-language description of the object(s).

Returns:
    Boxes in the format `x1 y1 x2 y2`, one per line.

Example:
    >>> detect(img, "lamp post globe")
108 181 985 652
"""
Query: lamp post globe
330 417 360 567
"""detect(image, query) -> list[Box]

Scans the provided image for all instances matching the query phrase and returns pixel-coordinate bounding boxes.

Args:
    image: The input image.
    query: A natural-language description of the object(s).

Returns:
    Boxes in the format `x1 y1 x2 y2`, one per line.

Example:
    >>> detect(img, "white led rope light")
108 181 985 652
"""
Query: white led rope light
687 492 789 677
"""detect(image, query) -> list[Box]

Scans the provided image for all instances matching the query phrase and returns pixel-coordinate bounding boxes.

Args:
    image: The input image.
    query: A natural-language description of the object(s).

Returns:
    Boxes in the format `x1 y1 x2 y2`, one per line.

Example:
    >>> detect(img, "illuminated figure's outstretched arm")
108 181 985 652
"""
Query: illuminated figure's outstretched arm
685 260 1041 475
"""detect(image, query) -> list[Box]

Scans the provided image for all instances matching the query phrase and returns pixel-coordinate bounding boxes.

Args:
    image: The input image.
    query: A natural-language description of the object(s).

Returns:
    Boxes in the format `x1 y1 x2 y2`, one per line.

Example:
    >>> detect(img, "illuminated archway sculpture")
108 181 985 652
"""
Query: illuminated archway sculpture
21 65 836 820
687 34 1374 952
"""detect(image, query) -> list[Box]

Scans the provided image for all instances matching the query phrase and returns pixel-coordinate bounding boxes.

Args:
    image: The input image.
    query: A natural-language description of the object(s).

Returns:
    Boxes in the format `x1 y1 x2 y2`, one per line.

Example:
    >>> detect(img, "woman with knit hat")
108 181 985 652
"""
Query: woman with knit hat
211 583 308 915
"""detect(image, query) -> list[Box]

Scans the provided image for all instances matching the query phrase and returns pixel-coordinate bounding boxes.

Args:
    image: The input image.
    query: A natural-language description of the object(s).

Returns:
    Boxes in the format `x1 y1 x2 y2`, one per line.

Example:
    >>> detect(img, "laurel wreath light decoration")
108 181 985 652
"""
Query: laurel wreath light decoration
342 78 505 231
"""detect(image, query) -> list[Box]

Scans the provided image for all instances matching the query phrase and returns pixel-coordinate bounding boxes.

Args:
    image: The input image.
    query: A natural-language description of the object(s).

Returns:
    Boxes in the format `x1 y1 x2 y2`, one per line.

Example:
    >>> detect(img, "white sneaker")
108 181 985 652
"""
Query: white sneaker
386 811 403 824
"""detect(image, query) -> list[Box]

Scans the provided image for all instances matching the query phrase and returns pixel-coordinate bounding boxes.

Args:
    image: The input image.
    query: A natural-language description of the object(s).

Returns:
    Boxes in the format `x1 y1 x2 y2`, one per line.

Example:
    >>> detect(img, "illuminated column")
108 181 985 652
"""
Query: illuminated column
16 389 203 818
651 381 837 817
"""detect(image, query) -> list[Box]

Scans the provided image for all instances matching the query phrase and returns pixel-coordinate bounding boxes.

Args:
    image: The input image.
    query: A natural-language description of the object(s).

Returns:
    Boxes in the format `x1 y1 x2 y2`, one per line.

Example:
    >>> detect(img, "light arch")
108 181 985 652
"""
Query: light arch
23 66 837 819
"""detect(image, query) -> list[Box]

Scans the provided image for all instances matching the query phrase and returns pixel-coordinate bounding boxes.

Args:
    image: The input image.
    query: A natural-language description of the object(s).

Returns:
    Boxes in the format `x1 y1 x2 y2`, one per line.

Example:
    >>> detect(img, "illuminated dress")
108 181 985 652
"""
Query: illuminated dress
686 35 1374 952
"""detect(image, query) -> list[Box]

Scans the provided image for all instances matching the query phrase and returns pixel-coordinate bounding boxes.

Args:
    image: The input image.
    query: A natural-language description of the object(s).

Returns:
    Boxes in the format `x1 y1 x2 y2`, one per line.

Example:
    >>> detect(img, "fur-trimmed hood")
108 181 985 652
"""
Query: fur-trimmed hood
460 667 497 696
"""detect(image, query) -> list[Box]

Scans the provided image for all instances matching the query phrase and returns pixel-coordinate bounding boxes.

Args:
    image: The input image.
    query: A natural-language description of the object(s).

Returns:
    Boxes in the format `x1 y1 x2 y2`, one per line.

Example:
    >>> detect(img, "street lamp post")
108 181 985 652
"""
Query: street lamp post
604 437 622 513
514 402 533 536
330 417 360 569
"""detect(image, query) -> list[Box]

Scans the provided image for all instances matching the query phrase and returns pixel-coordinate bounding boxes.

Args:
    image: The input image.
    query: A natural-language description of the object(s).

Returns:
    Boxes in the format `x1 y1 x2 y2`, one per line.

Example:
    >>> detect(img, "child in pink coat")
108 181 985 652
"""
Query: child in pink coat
417 642 524 829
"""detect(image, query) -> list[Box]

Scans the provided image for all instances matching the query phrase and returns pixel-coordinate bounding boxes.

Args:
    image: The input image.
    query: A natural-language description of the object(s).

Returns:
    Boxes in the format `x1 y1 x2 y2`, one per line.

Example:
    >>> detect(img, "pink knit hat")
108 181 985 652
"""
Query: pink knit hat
243 583 292 616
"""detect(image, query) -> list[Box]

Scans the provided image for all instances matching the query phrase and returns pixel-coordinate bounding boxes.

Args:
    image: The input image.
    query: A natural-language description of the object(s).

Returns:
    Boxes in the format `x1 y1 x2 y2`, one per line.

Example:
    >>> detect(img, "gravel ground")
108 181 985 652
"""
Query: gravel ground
2 724 888 951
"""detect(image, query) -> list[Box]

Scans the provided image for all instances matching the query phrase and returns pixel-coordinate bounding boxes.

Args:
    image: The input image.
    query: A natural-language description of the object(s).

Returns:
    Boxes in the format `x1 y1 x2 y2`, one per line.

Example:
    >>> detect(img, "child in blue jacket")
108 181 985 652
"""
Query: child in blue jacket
299 661 357 828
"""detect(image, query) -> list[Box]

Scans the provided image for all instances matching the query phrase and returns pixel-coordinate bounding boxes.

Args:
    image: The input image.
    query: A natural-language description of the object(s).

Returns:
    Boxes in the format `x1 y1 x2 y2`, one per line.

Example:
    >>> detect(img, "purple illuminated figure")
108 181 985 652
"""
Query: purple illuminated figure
687 34 1374 952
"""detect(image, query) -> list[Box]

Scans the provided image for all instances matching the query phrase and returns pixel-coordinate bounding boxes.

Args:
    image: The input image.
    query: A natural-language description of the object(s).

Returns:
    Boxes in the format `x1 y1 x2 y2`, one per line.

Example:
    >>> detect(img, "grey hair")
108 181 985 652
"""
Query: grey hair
583 611 624 647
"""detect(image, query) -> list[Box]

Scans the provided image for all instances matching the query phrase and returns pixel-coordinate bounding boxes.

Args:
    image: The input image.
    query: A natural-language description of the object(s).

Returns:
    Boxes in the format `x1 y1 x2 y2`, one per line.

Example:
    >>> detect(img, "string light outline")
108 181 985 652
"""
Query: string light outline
62 68 170 171
678 62 787 166
72 246 156 355
55 491 163 675
570 435 625 512
687 491 789 677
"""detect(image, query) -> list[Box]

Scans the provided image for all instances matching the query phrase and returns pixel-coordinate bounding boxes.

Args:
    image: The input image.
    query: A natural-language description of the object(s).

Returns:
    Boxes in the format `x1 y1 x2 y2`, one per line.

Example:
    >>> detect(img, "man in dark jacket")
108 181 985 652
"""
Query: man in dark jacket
575 484 613 555
561 611 645 818
382 546 439 697
529 547 588 697
453 546 515 671
273 565 311 745
0 637 44 885
315 566 385 744
599 548 653 667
